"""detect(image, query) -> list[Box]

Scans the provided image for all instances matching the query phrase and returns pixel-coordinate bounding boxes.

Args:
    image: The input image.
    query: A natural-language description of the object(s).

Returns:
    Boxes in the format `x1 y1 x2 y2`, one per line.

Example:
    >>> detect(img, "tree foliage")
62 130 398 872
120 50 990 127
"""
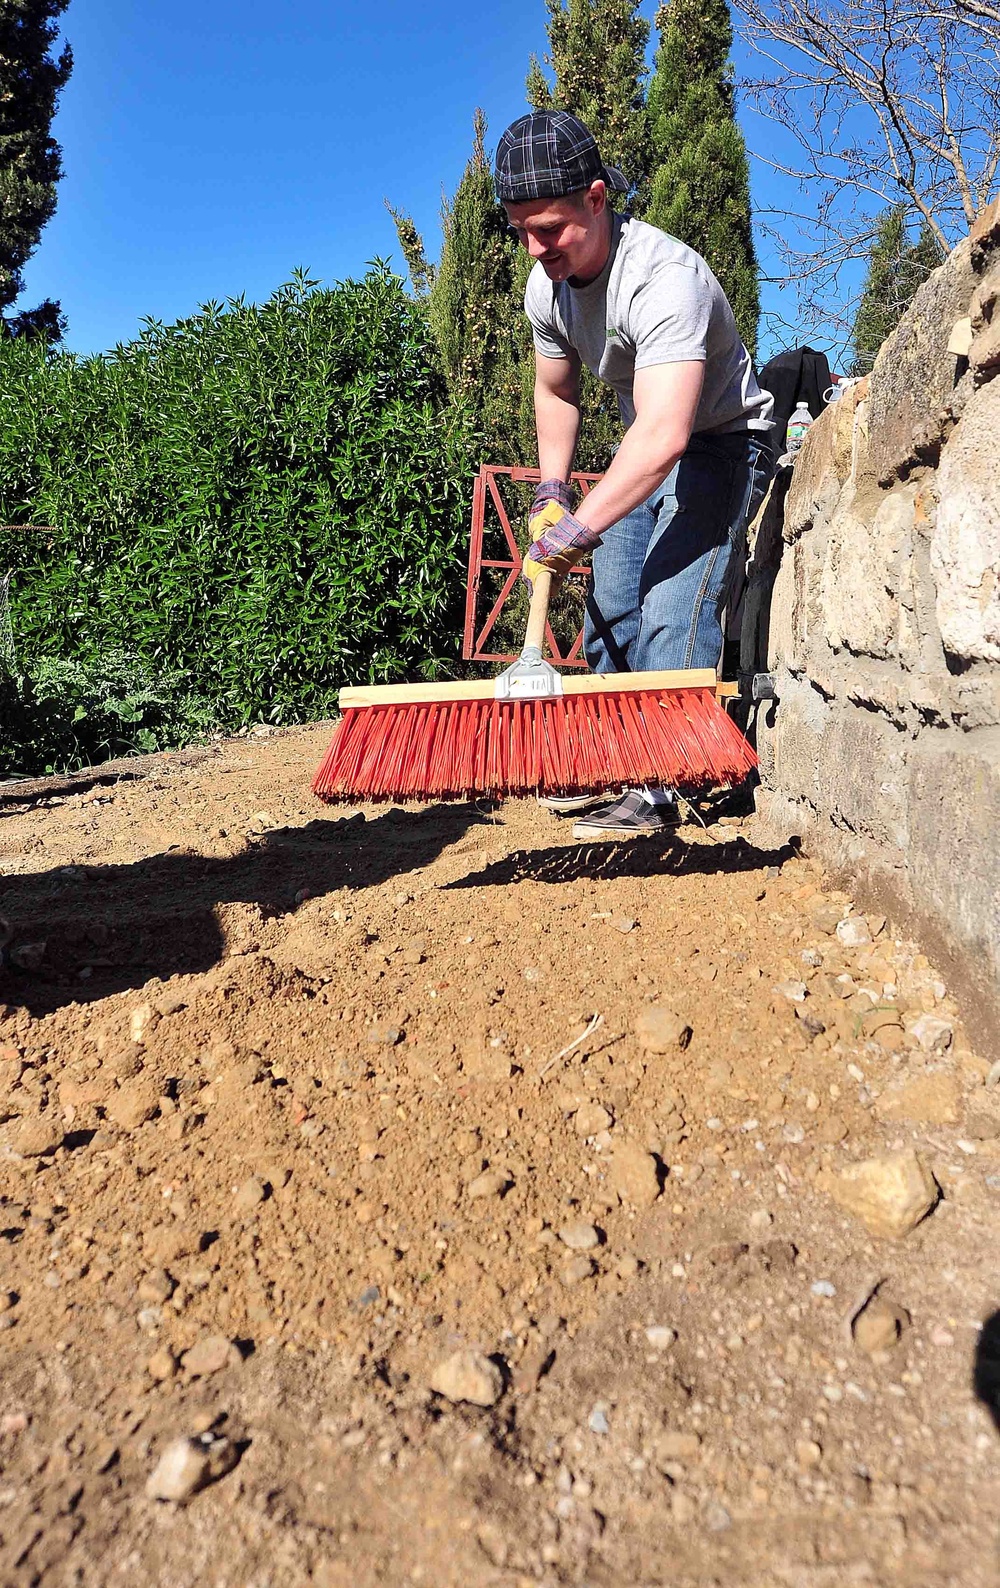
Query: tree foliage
646 0 761 357
426 109 535 463
526 0 651 199
733 0 1000 336
0 265 478 768
0 0 73 338
850 208 942 375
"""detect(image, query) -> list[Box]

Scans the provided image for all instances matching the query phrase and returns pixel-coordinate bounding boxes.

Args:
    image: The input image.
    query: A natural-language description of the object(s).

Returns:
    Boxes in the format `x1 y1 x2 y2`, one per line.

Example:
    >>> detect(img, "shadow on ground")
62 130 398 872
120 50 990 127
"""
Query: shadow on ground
974 1310 1000 1434
0 803 493 1015
446 830 796 889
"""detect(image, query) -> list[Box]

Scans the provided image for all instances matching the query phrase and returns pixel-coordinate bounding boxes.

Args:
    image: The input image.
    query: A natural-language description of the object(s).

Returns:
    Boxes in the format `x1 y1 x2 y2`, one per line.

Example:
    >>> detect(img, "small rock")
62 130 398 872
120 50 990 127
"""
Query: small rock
146 1433 239 1502
656 1430 701 1462
836 917 871 948
636 1007 691 1054
588 1403 610 1434
13 1119 60 1158
10 941 46 972
807 899 846 934
610 1143 661 1208
365 1024 403 1046
748 1209 773 1232
612 916 636 934
106 1080 158 1132
557 1220 599 1251
824 1149 937 1239
811 1279 836 1298
138 1269 175 1305
147 1348 178 1382
704 1501 732 1532
908 1014 953 1053
467 1169 510 1199
795 1439 823 1469
573 1102 613 1137
130 1003 160 1045
233 1175 267 1213
773 981 808 1003
852 1296 908 1354
986 1061 1000 1091
644 1326 677 1351
181 1334 238 1378
561 1255 596 1286
430 1350 503 1407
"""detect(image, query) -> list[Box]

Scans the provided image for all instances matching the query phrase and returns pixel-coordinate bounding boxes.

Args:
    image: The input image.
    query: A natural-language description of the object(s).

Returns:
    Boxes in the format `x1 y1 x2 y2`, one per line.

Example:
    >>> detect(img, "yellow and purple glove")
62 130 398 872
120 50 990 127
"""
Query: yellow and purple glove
523 497 603 585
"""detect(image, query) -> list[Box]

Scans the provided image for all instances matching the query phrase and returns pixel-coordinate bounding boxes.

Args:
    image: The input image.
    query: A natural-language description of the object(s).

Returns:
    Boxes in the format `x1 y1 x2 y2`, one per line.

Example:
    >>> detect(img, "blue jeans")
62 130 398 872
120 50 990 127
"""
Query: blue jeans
584 430 774 674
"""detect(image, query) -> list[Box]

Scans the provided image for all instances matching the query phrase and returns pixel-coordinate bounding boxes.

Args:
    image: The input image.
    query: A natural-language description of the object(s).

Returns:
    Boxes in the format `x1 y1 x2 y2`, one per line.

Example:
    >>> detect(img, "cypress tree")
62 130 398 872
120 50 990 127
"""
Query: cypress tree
645 0 760 358
0 0 73 341
428 109 534 462
850 209 942 375
526 0 651 201
385 204 435 298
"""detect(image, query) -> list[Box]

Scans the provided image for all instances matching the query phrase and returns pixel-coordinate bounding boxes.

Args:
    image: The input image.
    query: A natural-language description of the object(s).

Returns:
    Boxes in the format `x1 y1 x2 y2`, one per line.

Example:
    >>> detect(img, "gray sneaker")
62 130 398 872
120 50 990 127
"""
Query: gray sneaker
571 788 680 840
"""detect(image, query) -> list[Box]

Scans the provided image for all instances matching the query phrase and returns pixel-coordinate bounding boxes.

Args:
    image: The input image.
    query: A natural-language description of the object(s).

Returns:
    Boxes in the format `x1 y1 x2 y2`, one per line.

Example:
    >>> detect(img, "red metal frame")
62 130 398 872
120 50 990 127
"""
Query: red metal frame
462 465 601 667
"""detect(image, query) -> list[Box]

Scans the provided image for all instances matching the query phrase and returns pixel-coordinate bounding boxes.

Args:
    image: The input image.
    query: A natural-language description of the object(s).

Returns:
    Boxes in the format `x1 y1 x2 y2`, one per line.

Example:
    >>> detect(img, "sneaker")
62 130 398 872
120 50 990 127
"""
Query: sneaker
537 791 607 815
571 788 680 840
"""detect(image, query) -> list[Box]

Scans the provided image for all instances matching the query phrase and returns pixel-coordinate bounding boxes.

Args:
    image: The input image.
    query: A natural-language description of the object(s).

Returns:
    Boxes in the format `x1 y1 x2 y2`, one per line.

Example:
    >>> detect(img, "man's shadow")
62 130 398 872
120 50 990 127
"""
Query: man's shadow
0 802 494 1016
974 1310 1000 1434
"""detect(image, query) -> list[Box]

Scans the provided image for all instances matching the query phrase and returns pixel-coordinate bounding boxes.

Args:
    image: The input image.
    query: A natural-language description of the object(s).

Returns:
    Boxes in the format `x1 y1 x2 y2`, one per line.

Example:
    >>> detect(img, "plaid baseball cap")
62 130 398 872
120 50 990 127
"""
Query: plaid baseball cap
494 110 628 204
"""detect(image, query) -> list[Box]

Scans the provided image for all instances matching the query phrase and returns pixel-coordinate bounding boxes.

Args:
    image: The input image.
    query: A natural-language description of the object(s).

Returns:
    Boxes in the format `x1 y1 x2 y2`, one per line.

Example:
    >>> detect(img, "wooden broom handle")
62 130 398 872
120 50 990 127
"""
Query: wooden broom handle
523 567 554 654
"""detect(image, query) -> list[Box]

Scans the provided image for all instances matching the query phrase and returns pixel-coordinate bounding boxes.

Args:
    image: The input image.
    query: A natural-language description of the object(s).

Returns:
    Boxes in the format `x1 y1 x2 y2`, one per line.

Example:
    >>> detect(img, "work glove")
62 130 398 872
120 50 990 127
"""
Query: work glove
523 497 603 585
529 477 575 534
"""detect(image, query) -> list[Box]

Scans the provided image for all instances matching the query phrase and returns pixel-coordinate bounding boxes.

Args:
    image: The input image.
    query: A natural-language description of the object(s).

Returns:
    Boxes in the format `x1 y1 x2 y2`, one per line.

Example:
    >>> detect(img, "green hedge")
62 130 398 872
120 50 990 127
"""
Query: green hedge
0 264 478 773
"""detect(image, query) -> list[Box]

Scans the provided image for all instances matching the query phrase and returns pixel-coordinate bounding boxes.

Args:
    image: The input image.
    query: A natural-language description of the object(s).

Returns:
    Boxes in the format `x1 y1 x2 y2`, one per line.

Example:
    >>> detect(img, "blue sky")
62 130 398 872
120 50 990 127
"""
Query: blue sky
23 0 827 362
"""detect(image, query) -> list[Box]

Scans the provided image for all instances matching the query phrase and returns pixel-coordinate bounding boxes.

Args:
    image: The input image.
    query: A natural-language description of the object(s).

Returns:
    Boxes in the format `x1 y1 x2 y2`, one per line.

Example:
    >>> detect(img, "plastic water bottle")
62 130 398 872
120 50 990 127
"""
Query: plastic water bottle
785 400 814 455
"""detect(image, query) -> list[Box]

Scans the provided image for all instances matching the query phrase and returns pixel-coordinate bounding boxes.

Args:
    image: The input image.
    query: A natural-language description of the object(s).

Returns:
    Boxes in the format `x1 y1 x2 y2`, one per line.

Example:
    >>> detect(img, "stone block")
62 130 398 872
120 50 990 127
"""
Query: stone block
931 380 1000 662
784 378 868 540
868 239 976 485
971 196 1000 267
908 728 1000 1003
814 701 909 852
820 486 915 660
764 673 830 812
970 258 1000 332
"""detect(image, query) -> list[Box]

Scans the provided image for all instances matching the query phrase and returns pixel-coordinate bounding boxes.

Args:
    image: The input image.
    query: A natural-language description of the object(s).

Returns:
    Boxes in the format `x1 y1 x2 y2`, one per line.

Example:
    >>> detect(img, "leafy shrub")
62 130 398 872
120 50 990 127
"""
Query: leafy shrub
0 650 217 778
0 265 479 750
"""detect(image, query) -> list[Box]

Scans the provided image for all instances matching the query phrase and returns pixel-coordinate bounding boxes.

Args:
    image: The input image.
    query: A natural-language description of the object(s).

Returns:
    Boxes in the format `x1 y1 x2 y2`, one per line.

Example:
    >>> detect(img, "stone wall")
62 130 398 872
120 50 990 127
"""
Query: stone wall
755 200 1000 1050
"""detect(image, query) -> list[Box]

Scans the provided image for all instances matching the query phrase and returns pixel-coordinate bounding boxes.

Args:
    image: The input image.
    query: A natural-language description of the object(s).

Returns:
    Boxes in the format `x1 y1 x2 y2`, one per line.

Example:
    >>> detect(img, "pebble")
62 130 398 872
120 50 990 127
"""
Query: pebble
146 1433 239 1502
986 1061 1000 1091
574 1103 613 1137
130 1003 160 1044
704 1501 732 1532
807 899 845 934
430 1350 504 1408
588 1404 610 1434
749 1209 773 1232
106 1080 159 1132
147 1348 178 1382
836 917 871 948
365 1024 403 1046
909 1014 953 1053
181 1334 238 1378
609 1143 659 1210
852 1296 907 1354
644 1326 677 1351
233 1175 267 1213
138 1269 175 1305
467 1169 510 1199
823 1148 937 1239
811 1280 836 1298
557 1221 599 1251
562 1255 596 1286
635 1008 691 1054
773 981 807 1003
13 1120 60 1158
795 1439 823 1469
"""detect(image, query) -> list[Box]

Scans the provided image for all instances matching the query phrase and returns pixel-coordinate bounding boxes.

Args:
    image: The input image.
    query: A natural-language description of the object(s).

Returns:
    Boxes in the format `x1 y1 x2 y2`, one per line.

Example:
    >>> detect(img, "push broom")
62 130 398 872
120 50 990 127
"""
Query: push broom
312 564 756 803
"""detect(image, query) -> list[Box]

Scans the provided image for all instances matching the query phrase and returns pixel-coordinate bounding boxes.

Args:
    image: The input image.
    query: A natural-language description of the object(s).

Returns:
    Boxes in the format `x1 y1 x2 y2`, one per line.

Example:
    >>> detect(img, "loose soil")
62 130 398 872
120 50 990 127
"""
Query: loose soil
0 725 997 1587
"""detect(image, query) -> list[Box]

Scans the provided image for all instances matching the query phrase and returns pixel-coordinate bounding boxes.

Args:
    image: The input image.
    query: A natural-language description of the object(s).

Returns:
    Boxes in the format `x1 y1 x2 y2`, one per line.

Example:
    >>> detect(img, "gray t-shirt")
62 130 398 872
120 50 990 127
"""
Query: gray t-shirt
524 212 773 435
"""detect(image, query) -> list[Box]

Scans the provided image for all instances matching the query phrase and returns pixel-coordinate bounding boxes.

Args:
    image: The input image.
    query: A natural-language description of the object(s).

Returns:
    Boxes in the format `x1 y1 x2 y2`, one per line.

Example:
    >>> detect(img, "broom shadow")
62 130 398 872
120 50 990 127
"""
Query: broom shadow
0 802 492 1017
445 830 797 889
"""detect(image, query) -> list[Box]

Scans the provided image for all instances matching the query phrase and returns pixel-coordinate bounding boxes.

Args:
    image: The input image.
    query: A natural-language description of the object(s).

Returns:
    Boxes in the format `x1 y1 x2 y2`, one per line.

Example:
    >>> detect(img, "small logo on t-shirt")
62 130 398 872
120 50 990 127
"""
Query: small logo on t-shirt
606 327 619 340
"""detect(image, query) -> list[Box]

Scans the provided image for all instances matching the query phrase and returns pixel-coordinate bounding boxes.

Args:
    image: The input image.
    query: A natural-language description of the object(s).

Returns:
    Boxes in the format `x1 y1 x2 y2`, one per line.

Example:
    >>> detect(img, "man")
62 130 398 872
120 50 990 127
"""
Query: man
495 109 774 839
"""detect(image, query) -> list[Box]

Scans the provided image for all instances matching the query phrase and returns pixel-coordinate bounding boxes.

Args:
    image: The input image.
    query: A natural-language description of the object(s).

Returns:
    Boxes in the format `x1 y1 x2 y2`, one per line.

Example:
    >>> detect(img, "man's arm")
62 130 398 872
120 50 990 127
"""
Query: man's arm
573 360 704 537
534 349 582 482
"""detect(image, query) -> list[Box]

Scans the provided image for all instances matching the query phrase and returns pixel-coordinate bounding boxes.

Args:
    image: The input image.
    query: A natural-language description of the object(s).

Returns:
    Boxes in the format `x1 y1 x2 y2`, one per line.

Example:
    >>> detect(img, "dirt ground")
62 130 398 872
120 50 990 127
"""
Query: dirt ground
0 724 998 1587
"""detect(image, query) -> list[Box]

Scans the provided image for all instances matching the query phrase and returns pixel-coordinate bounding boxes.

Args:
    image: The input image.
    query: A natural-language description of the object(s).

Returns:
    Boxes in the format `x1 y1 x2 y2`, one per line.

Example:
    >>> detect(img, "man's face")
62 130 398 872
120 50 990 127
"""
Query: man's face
504 183 609 283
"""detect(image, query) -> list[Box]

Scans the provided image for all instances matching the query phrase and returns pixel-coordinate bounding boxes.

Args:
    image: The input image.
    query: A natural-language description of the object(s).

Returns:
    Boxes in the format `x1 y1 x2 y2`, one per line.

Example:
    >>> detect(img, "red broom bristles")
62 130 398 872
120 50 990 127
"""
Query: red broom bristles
312 687 756 803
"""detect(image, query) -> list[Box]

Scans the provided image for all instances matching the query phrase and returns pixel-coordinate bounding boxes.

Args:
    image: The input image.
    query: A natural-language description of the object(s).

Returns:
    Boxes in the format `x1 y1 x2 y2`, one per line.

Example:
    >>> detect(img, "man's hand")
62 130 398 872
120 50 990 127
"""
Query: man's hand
523 498 602 584
529 478 574 534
